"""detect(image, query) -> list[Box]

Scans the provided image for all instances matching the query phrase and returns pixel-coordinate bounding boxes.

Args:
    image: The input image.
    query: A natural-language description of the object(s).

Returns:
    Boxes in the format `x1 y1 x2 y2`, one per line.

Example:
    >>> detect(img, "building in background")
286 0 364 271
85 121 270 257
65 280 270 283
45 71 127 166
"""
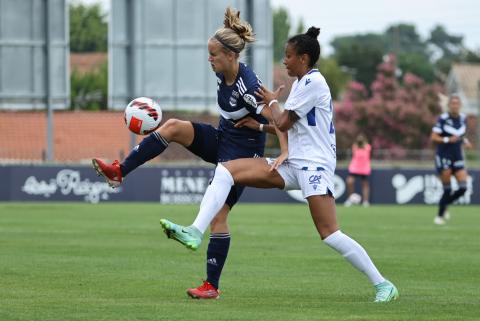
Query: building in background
0 0 272 113
109 0 272 112
0 0 69 110
446 63 480 115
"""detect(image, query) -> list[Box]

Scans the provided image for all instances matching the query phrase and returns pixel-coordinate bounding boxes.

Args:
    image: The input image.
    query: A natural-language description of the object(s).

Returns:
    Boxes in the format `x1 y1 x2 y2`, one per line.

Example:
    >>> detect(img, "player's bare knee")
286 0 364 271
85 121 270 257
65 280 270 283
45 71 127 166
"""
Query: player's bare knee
222 160 235 171
210 214 228 231
318 225 339 240
222 161 240 178
159 118 183 140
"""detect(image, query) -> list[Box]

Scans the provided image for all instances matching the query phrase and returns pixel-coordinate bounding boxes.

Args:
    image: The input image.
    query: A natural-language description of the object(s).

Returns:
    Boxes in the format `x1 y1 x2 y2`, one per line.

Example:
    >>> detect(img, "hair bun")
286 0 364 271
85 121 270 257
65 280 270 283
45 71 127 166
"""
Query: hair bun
306 27 320 39
223 7 255 43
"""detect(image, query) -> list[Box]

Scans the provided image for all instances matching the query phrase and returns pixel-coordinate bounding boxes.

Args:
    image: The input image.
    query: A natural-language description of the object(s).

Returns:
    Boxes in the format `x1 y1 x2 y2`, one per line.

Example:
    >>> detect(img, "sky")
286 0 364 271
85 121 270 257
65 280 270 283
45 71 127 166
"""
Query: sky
75 0 480 54
270 0 480 53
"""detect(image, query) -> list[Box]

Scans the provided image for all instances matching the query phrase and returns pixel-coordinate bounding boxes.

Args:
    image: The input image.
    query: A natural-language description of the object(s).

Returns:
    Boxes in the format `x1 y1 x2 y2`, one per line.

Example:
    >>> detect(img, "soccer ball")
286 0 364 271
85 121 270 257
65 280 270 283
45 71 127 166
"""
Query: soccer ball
124 97 162 135
349 193 362 205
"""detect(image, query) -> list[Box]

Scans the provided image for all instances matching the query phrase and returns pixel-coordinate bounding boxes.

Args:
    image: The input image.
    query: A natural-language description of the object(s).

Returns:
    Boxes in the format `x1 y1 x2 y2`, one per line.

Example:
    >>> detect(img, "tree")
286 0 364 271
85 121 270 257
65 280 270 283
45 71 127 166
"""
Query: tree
273 7 290 62
330 23 480 87
397 52 435 83
429 25 463 58
385 24 427 56
70 3 107 52
331 34 385 90
428 25 464 75
318 57 350 100
295 17 305 34
464 50 480 63
427 25 480 75
71 62 108 110
384 24 435 82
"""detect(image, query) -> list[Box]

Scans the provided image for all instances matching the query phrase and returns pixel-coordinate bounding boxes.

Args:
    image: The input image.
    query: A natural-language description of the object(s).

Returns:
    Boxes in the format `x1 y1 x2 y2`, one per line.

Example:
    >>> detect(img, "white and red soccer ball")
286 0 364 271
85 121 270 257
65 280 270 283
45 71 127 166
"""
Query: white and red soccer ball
124 97 162 135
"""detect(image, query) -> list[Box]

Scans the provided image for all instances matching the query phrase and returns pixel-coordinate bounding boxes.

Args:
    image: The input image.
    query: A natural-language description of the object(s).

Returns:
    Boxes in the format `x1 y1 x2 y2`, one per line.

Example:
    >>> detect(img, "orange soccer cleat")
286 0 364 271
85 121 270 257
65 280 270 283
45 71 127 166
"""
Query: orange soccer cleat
92 158 123 188
187 281 220 299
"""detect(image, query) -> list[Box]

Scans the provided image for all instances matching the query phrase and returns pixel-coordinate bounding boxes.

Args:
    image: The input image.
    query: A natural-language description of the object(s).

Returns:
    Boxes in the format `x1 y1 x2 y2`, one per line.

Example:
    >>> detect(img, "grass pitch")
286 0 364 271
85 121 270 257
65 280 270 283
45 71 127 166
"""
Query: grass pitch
1 203 479 321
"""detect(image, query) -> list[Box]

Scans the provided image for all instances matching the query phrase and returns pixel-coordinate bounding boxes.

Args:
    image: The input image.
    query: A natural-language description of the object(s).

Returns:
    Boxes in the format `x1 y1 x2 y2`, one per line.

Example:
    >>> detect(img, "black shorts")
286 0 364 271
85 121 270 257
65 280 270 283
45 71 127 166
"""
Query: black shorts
187 122 264 208
348 173 369 180
435 154 465 174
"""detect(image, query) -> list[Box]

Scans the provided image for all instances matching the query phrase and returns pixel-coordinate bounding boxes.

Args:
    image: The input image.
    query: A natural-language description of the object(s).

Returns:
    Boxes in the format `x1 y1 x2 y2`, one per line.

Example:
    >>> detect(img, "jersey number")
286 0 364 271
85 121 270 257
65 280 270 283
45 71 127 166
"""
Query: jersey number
306 106 335 133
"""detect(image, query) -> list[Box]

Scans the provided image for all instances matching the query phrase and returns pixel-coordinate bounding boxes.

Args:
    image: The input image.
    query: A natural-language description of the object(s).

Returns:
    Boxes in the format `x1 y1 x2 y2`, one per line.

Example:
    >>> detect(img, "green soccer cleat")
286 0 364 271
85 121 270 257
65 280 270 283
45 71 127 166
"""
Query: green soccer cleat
159 219 203 251
374 280 399 302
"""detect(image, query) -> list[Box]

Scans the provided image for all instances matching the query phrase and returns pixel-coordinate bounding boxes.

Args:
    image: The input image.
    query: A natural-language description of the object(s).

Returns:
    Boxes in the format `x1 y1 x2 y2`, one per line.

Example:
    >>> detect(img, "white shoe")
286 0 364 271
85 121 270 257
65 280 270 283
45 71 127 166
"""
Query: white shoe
444 211 450 220
362 201 370 207
344 200 352 207
434 216 446 225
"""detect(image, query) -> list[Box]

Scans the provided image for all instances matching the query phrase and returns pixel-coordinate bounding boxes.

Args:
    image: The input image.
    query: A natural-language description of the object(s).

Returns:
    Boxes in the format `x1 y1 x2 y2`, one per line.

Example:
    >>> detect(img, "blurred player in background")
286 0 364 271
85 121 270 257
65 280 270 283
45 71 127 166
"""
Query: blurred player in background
344 133 372 207
160 27 399 302
430 94 472 225
93 7 285 299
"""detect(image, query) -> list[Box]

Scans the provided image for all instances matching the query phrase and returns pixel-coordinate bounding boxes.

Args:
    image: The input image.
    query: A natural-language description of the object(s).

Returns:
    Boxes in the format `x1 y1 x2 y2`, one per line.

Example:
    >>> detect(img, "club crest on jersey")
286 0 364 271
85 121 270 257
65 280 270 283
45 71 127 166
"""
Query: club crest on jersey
243 94 257 108
309 175 322 190
232 90 239 98
305 78 311 86
229 96 237 107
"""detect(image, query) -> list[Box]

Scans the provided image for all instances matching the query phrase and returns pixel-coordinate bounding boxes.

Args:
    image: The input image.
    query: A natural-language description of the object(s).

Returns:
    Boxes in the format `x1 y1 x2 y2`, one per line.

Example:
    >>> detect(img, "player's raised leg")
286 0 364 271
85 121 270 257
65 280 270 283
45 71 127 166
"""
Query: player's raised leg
93 119 194 187
160 158 285 249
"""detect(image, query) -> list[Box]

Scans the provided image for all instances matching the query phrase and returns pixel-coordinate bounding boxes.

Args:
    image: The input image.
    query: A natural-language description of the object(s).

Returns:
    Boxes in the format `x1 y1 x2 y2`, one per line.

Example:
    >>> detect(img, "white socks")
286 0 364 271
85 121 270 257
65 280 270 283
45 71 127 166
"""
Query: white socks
191 165 386 286
324 230 385 285
192 163 234 233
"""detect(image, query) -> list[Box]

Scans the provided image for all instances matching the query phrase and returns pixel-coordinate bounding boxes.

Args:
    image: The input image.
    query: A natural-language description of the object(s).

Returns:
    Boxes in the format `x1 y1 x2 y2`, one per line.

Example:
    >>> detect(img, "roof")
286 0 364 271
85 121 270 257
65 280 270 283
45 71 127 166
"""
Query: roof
449 63 480 100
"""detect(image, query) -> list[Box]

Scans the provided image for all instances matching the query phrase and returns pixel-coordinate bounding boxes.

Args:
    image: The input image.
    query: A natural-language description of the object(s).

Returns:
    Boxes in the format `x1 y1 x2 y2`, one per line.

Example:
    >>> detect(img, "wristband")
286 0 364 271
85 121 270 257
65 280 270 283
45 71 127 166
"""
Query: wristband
443 137 449 144
268 99 278 107
259 124 264 132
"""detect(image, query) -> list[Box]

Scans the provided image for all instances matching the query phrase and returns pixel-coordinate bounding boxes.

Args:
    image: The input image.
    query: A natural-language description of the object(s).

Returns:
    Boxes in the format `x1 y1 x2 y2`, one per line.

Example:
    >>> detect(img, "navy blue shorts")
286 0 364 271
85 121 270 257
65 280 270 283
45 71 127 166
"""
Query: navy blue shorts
186 122 264 208
435 151 465 174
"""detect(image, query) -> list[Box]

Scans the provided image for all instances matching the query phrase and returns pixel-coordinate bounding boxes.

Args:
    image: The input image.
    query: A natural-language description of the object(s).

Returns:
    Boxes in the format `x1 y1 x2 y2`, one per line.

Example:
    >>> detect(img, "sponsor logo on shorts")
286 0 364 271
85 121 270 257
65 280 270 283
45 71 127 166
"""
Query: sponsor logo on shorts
309 175 322 190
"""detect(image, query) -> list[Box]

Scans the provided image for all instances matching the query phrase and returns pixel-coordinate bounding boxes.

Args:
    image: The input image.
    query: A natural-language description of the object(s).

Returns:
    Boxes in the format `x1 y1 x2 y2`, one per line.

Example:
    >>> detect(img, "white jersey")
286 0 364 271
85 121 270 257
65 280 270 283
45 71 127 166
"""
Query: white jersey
284 69 336 173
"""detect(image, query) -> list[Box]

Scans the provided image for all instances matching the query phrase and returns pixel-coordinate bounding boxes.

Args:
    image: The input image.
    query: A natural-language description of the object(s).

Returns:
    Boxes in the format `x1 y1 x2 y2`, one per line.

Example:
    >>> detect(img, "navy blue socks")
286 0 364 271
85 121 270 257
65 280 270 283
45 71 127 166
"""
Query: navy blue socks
438 185 452 217
120 132 168 177
438 181 467 217
206 233 231 290
448 181 467 204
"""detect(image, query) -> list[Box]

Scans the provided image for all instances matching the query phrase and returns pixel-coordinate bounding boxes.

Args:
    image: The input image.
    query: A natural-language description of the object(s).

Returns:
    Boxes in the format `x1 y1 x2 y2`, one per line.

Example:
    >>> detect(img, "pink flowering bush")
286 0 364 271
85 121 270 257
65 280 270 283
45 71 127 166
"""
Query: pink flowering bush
335 54 443 159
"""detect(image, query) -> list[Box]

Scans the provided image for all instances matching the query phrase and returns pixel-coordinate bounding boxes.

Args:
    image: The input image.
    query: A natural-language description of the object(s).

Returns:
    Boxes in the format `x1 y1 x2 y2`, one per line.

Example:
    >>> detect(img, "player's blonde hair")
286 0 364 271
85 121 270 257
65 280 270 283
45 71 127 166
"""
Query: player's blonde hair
212 7 255 55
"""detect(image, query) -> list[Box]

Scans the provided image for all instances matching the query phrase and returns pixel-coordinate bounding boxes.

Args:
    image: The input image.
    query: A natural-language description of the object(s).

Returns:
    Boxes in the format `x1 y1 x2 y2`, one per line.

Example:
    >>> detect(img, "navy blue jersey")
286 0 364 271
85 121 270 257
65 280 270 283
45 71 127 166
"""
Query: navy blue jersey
432 112 467 172
215 63 267 151
185 63 268 207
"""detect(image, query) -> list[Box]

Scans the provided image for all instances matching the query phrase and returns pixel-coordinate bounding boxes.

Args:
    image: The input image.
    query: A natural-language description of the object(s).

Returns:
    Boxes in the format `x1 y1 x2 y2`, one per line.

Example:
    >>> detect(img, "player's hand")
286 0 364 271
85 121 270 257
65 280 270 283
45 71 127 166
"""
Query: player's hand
463 138 473 149
255 85 284 106
449 135 460 143
234 117 260 131
269 151 288 172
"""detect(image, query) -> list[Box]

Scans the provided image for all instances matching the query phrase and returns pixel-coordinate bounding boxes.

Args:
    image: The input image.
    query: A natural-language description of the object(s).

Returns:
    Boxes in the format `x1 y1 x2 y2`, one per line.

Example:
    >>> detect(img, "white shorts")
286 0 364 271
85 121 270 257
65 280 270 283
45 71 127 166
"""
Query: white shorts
267 159 335 199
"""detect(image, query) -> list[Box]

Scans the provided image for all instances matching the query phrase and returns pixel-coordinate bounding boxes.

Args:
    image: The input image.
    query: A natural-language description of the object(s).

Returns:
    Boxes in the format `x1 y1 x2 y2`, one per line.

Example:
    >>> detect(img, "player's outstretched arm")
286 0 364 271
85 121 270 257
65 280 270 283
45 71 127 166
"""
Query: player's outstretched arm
270 124 288 171
256 85 297 132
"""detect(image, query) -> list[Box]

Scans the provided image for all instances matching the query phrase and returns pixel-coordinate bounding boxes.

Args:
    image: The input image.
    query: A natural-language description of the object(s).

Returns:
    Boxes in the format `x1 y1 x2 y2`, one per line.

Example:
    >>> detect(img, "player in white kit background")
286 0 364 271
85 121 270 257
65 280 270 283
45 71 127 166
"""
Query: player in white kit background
161 27 399 302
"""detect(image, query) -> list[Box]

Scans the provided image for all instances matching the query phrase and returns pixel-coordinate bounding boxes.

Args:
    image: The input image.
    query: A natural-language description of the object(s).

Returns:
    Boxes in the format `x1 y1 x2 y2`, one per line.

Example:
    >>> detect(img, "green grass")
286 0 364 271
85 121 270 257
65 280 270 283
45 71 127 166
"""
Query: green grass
1 203 479 321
